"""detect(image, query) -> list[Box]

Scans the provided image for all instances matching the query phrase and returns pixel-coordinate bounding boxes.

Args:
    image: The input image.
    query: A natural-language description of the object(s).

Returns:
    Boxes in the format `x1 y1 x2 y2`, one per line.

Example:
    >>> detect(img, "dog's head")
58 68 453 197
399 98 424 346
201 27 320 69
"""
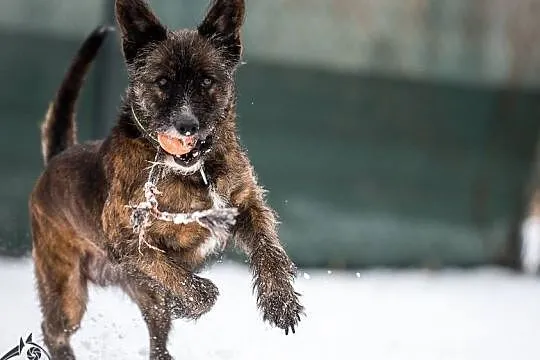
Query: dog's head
116 0 245 173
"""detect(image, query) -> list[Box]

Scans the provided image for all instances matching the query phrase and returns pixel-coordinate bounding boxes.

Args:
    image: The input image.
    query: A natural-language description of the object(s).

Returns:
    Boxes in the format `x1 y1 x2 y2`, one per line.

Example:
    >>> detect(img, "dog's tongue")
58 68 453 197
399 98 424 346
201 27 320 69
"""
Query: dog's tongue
157 133 196 156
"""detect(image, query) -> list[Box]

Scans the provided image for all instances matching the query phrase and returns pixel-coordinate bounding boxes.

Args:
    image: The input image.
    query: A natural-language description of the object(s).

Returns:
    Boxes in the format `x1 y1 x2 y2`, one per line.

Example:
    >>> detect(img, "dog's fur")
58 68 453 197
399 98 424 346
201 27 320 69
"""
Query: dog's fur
30 1 303 359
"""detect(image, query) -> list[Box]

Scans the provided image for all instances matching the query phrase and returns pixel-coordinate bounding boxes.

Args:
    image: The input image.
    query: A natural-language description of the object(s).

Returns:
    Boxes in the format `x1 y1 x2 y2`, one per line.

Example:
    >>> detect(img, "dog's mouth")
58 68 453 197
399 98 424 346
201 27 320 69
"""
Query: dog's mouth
157 132 212 166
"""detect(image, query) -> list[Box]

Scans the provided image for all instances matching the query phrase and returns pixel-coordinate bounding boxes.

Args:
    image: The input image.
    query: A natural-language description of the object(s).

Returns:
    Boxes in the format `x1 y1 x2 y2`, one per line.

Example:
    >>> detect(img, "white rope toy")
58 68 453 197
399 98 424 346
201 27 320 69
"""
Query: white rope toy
127 150 238 255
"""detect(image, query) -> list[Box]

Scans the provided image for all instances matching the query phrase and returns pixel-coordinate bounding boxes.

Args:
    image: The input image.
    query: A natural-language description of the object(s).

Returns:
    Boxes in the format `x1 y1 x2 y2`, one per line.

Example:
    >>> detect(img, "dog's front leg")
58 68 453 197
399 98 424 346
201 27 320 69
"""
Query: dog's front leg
102 187 219 320
122 251 219 320
232 187 304 334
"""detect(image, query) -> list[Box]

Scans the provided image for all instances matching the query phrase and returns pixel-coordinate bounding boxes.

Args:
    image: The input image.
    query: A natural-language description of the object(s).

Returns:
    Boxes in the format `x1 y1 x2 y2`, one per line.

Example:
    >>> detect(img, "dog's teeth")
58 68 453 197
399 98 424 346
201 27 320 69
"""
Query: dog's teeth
193 151 200 157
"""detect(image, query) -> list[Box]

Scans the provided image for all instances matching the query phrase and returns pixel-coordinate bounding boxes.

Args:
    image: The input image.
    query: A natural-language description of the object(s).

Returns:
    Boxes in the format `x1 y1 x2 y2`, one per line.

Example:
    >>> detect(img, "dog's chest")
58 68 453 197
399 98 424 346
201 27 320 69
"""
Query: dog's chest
158 183 231 256
197 188 229 257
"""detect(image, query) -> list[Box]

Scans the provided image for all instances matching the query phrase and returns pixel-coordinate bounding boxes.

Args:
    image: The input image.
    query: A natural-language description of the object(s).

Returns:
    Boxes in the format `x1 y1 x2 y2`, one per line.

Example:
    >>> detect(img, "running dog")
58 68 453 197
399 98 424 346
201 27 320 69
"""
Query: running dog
30 1 303 359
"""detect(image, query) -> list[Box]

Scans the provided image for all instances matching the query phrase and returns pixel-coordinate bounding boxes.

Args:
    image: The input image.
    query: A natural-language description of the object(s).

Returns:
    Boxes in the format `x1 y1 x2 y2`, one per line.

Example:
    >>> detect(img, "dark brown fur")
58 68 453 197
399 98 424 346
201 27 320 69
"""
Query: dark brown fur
30 1 303 359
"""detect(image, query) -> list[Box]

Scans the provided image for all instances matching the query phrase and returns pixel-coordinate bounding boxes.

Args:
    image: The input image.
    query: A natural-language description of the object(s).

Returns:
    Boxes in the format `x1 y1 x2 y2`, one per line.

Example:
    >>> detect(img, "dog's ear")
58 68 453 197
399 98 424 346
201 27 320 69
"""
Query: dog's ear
198 0 245 65
115 0 167 62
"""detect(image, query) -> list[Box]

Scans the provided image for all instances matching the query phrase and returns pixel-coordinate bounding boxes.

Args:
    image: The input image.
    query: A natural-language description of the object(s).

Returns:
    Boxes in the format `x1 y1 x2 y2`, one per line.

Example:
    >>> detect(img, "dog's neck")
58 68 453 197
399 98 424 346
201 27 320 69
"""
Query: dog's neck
129 105 160 149
117 101 150 143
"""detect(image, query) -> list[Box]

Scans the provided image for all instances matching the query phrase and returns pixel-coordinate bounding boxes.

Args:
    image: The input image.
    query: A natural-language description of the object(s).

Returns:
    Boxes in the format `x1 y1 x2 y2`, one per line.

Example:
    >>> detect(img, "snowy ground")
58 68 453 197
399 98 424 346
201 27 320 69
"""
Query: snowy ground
1 258 540 360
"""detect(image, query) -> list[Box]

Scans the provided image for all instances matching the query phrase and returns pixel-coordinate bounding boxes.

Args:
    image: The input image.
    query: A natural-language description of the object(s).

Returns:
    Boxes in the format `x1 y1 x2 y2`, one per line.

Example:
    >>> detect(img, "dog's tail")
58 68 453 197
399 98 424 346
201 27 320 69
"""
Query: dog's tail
41 25 112 165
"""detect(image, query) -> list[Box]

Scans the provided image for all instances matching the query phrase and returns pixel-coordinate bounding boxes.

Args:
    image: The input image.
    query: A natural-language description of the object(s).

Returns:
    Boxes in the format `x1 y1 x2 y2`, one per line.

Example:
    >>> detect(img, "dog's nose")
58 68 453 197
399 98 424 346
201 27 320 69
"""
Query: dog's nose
174 114 199 136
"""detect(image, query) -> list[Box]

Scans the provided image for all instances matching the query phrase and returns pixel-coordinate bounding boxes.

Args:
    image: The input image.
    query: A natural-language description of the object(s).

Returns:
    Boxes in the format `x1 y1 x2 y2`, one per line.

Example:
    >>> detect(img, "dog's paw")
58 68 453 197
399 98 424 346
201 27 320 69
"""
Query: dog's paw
259 286 304 335
168 276 218 320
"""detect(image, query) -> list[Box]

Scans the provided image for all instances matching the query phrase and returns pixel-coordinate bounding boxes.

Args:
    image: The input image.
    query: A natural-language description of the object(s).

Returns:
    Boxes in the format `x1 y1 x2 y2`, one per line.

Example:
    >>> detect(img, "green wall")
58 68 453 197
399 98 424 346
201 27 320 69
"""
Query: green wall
235 64 539 267
0 1 539 268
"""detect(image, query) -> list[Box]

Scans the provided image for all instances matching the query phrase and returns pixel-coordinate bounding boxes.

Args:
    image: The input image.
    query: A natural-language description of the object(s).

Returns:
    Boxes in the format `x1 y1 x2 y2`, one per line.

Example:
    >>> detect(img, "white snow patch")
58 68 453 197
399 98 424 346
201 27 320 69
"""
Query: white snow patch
521 216 540 274
1 258 540 359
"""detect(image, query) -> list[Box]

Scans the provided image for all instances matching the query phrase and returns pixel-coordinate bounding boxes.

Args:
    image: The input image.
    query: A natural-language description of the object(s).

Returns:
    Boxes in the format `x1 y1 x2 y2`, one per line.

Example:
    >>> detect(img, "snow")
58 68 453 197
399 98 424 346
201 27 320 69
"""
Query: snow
1 258 540 360
521 216 540 274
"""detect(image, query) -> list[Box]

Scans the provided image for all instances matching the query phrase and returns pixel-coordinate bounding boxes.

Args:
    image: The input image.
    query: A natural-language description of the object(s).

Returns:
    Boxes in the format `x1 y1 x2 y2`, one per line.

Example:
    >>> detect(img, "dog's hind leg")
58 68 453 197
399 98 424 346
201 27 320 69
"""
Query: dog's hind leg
32 217 88 360
122 276 173 360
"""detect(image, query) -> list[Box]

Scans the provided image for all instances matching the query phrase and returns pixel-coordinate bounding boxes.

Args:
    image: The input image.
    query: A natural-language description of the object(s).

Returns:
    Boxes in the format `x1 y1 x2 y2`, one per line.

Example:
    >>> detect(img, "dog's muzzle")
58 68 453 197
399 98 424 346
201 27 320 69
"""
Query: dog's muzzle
171 136 212 167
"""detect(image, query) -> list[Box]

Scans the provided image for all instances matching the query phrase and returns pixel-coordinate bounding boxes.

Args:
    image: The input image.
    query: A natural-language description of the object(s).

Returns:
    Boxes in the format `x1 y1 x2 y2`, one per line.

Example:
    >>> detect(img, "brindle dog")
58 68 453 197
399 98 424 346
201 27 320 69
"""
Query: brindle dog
30 1 303 359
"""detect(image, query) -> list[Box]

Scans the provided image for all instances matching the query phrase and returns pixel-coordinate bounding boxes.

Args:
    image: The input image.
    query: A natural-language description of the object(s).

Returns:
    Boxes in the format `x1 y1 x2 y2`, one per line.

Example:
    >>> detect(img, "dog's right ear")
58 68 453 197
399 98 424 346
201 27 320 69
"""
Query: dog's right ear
115 0 167 62
198 0 245 65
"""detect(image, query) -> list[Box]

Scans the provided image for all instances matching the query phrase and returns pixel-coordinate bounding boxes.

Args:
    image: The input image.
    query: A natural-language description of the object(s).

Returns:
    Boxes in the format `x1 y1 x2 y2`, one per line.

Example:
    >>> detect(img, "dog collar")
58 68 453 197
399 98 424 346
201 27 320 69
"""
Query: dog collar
131 105 209 187
130 105 161 148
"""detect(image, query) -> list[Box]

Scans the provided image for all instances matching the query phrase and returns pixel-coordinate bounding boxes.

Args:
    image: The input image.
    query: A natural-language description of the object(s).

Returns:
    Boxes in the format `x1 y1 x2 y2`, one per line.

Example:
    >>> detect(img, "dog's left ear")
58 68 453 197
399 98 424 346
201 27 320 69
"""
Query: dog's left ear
198 0 245 65
115 0 167 63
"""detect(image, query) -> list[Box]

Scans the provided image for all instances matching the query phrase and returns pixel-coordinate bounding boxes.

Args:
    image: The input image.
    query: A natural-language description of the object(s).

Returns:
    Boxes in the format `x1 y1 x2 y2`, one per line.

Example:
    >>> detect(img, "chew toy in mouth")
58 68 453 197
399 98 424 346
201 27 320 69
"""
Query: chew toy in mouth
157 133 196 156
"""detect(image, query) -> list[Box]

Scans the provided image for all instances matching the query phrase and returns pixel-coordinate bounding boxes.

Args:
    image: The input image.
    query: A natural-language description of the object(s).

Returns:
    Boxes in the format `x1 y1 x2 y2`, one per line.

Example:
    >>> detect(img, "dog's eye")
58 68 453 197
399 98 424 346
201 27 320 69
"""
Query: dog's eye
201 78 213 88
156 77 169 89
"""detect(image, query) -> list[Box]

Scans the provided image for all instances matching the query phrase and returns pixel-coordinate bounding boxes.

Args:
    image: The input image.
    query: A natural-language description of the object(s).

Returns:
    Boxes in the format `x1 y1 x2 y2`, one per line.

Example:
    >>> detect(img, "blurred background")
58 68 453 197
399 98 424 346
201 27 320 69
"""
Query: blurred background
1 0 539 269
2 1 540 359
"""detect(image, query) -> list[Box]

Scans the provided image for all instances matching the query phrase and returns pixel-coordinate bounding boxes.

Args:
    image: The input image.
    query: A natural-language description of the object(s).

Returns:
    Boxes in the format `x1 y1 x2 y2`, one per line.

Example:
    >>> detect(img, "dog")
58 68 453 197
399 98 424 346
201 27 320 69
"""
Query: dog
29 1 303 359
